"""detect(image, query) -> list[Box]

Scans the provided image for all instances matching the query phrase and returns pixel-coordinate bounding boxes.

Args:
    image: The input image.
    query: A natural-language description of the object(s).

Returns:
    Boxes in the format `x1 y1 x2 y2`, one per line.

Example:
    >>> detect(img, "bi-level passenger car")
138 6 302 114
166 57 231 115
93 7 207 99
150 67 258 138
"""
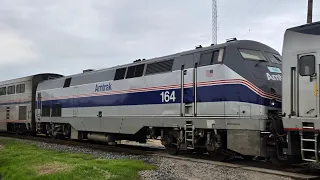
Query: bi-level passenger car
0 74 63 134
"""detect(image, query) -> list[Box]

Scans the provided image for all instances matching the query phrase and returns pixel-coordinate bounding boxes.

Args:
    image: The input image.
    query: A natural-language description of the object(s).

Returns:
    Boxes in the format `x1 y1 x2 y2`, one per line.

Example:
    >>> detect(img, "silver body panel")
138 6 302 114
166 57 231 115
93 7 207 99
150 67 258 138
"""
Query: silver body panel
37 64 279 134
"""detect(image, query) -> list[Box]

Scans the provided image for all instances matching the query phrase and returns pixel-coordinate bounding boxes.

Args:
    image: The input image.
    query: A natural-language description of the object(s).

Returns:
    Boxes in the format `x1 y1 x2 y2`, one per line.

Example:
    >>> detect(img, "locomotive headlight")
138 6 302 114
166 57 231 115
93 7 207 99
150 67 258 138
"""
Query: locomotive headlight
270 99 276 106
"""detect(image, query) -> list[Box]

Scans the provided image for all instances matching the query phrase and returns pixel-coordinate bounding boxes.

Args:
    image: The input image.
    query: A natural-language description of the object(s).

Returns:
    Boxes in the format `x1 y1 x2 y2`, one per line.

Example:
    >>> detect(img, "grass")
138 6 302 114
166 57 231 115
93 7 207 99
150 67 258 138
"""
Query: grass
0 138 156 180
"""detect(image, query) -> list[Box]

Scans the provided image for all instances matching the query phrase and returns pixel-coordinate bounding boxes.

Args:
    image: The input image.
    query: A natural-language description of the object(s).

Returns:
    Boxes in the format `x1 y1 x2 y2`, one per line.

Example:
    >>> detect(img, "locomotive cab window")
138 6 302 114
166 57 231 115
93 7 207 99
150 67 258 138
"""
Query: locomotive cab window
239 49 267 61
266 52 282 64
299 55 315 76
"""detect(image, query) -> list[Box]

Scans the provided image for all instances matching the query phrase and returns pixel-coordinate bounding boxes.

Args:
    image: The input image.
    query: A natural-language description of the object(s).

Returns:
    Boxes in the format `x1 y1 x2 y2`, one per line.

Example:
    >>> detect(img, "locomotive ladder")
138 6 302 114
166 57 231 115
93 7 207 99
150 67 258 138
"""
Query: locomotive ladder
300 122 319 162
185 121 195 149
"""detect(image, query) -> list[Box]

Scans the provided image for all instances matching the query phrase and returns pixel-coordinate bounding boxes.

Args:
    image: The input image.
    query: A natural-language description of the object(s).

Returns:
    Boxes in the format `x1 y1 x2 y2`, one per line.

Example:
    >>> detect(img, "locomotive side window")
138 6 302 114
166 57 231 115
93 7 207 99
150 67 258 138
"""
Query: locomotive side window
16 84 25 93
51 104 62 117
239 49 267 61
145 59 174 75
134 64 145 77
125 64 145 79
41 105 50 117
114 67 126 80
63 78 72 88
0 87 6 95
299 55 315 76
199 51 213 66
7 85 15 94
126 66 135 79
199 50 219 67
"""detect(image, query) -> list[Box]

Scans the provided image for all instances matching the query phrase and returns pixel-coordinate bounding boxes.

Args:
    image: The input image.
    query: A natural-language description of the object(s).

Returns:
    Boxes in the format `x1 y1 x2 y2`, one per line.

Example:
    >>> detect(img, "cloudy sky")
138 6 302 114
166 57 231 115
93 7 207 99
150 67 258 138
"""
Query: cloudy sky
0 0 318 81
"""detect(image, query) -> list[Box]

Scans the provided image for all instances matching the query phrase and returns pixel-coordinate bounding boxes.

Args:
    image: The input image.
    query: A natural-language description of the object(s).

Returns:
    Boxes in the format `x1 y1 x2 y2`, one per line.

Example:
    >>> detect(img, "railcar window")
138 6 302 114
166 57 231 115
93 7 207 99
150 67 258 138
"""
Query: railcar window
114 67 126 80
0 87 6 95
63 78 72 88
51 104 62 117
6 107 9 119
299 55 315 76
239 49 267 61
7 85 15 94
145 59 174 75
41 105 50 117
16 84 25 93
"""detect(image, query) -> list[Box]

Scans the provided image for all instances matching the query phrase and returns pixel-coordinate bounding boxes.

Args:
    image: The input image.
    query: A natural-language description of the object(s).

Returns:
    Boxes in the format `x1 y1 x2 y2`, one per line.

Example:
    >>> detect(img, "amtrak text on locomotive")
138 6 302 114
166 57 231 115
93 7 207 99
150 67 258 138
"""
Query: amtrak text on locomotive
95 82 112 92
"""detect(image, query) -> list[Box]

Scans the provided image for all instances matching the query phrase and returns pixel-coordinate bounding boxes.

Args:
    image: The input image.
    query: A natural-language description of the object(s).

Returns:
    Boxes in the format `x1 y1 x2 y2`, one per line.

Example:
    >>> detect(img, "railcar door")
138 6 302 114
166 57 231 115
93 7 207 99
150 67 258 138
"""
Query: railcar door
73 86 78 117
297 53 318 117
36 92 42 118
180 62 198 116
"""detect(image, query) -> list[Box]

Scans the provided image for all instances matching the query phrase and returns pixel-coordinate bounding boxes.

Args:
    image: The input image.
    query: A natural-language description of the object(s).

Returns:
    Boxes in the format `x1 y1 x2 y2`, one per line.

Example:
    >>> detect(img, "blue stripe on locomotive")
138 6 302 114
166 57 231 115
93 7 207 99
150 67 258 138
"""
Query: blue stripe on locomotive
41 84 281 108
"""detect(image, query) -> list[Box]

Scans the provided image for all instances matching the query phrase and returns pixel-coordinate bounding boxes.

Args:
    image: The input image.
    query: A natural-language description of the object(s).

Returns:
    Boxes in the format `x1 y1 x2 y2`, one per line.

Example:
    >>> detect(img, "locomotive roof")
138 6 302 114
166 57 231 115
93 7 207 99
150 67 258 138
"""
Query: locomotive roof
51 39 276 80
35 39 278 90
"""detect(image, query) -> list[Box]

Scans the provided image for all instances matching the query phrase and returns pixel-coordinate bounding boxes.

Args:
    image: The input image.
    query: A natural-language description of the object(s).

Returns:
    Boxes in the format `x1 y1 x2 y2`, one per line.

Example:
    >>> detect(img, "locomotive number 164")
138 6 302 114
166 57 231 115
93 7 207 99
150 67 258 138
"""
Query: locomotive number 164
160 91 176 103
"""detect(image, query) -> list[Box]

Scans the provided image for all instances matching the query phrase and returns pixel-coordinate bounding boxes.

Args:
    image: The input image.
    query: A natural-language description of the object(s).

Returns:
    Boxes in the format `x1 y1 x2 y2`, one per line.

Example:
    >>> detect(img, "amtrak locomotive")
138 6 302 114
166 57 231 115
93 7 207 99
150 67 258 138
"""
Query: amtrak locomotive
0 39 283 161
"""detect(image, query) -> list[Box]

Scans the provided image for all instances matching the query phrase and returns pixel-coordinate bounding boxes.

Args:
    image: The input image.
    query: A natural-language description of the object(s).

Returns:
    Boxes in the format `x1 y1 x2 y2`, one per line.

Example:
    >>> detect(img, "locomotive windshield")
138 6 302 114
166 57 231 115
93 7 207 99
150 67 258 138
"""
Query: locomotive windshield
239 49 267 61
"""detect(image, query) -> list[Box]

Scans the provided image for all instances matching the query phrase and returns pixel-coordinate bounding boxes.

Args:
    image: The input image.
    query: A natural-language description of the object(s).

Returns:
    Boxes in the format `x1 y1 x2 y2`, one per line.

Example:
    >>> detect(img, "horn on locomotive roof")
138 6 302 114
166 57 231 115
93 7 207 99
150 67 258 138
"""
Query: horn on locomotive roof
83 69 94 73
134 59 142 62
195 45 202 49
226 37 237 42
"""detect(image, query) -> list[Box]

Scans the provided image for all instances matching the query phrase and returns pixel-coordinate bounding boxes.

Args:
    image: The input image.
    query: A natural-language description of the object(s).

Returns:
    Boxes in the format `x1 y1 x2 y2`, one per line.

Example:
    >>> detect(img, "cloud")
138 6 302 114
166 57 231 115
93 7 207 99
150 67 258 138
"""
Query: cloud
0 24 38 65
0 0 318 81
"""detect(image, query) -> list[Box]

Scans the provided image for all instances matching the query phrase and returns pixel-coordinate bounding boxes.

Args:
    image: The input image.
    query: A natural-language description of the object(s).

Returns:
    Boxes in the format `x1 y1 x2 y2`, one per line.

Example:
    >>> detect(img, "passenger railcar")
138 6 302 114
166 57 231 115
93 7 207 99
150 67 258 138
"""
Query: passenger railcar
0 74 63 134
35 39 283 160
280 21 320 164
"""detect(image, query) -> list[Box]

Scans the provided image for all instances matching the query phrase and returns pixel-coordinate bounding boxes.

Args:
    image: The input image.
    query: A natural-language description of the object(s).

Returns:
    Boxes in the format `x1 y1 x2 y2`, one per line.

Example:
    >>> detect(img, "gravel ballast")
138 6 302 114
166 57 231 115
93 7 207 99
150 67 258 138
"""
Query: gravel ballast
0 137 294 180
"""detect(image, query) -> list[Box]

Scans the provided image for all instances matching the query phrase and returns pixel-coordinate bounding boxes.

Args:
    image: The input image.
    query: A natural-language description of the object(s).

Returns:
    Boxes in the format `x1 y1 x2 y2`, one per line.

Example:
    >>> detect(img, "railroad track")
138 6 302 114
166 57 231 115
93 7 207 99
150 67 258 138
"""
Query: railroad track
0 132 319 180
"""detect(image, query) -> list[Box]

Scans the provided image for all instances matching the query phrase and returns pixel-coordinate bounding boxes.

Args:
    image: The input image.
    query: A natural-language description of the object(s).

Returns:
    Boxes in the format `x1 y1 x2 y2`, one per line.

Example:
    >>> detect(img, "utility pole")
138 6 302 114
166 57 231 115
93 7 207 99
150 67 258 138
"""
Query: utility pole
212 0 217 44
307 0 313 23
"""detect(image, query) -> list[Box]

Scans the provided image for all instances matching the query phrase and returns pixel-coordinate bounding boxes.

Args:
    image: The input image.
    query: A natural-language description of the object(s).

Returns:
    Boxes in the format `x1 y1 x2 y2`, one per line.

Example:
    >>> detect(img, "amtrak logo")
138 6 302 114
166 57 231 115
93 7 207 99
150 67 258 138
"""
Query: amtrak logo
266 73 282 81
95 82 112 92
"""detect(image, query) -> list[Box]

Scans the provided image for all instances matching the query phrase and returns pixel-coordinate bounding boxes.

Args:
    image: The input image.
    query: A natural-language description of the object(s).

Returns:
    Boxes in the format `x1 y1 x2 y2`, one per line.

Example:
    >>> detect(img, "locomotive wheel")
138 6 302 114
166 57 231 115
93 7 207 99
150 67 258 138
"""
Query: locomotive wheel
208 150 227 161
165 144 179 155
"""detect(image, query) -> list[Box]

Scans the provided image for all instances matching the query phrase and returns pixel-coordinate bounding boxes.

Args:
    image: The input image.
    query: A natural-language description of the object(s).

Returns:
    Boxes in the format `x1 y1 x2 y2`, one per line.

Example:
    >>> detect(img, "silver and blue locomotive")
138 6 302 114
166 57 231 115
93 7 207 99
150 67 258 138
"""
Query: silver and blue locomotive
0 39 283 160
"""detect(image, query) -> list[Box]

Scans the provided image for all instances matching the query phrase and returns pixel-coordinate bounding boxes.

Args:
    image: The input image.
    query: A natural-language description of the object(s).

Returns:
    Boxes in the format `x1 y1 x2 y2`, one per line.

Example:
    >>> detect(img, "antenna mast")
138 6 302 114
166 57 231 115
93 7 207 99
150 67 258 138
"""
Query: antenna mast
212 0 218 44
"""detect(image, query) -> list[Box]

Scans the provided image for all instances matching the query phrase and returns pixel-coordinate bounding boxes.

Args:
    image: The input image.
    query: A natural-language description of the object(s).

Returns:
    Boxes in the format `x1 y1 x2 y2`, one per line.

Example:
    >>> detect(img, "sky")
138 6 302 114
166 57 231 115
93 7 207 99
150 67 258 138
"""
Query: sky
0 0 318 81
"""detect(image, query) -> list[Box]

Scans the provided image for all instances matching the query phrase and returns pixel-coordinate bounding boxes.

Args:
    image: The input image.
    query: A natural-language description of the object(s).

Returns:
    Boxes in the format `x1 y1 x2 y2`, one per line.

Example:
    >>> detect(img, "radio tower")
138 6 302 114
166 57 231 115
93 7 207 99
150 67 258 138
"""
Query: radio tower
212 0 218 44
